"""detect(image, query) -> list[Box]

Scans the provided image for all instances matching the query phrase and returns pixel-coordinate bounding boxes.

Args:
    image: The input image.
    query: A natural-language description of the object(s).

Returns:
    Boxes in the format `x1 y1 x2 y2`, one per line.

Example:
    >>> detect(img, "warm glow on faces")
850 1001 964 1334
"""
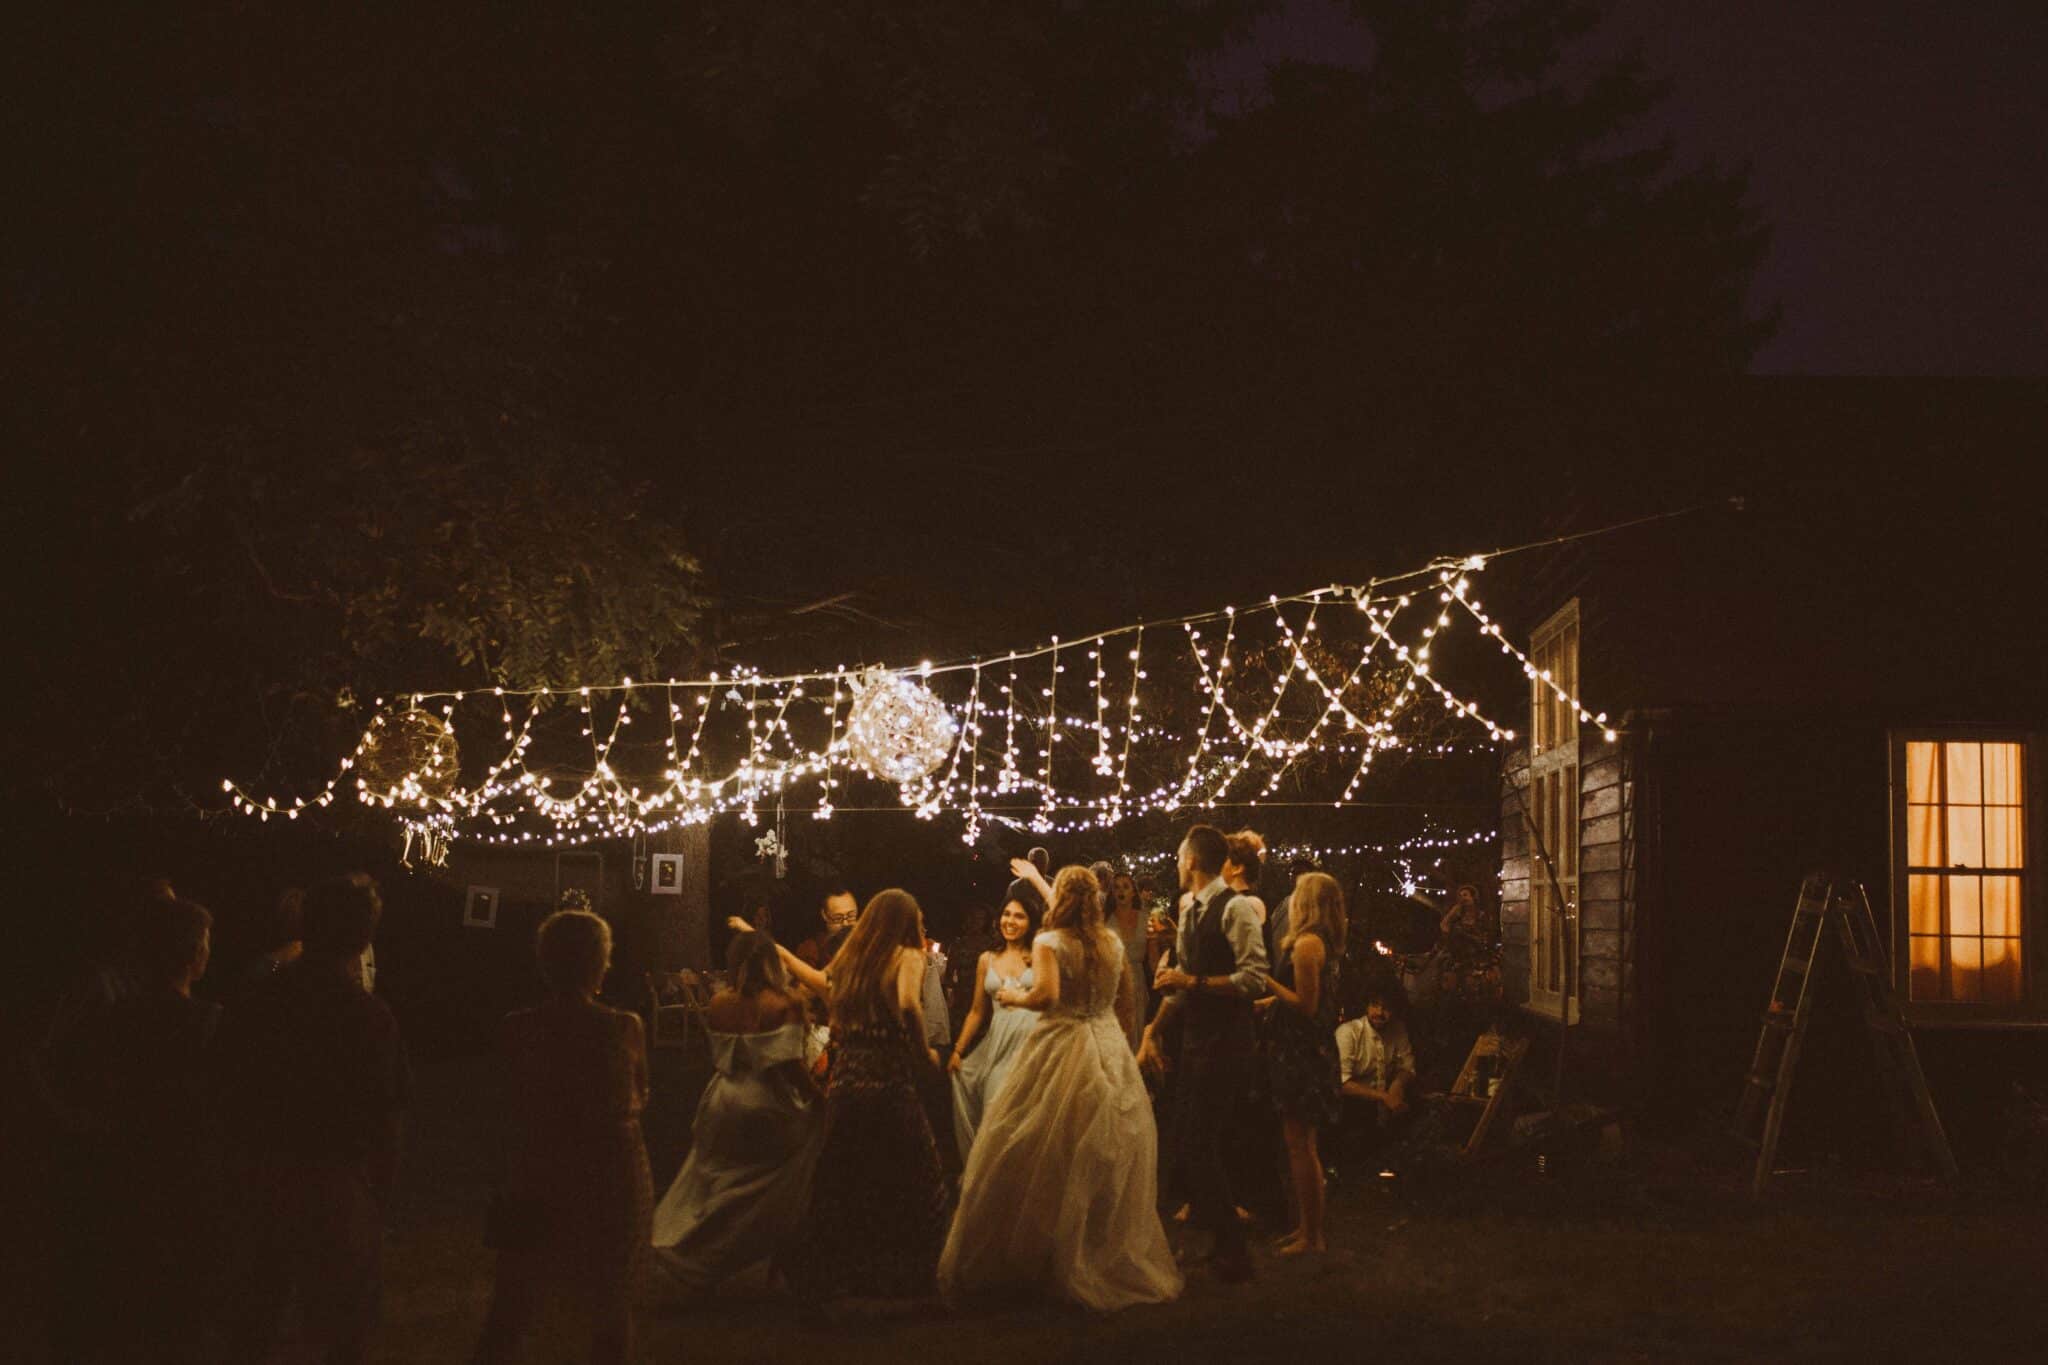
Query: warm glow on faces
1114 874 1137 910
1366 999 1393 1029
1177 840 1198 893
823 891 858 931
999 900 1031 947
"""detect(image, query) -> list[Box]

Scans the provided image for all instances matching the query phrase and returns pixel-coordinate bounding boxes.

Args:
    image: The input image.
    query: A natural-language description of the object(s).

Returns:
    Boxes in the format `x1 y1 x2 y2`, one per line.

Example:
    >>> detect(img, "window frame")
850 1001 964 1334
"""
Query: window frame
1887 728 2044 1027
1524 599 1581 1023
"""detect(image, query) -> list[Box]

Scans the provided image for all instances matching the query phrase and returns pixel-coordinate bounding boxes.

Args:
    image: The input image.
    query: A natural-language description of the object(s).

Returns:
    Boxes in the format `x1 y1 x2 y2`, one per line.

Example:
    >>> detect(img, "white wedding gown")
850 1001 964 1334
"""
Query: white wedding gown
938 929 1183 1311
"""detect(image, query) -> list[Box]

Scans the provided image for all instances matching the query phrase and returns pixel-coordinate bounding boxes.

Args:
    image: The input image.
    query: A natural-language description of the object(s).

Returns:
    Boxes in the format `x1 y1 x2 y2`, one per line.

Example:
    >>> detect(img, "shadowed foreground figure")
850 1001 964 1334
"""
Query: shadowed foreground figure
42 896 220 1363
474 908 652 1365
216 873 409 1365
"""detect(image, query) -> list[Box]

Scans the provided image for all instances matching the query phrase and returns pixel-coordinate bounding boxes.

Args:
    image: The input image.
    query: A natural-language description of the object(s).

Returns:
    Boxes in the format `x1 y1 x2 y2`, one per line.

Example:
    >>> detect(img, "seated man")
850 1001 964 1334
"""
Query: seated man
1334 982 1417 1167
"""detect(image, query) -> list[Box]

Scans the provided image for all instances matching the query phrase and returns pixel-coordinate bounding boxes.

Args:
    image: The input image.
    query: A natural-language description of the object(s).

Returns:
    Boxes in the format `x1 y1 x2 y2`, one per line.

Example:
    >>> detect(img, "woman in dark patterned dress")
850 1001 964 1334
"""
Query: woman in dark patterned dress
475 909 653 1365
771 888 948 1306
1258 871 1345 1256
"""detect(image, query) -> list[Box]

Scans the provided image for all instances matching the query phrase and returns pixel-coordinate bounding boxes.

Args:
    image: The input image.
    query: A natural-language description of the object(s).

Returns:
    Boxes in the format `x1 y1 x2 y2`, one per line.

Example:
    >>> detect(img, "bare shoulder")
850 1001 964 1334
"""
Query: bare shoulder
703 990 749 1031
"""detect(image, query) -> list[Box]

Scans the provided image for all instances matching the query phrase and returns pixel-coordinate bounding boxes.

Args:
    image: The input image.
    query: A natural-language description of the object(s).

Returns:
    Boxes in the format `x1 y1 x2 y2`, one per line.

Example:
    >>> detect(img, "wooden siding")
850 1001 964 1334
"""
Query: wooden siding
1499 728 1638 1028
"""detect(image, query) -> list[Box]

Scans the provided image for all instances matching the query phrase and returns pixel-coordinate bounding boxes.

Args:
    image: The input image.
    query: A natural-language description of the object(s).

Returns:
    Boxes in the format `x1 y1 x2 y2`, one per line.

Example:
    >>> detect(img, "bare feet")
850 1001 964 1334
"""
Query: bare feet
1275 1240 1326 1257
1172 1203 1253 1225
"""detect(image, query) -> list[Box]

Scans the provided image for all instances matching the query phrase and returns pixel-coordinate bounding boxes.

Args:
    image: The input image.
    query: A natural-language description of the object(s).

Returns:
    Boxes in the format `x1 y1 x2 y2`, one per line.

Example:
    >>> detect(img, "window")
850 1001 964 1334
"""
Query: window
1893 735 2032 1013
1526 601 1580 1017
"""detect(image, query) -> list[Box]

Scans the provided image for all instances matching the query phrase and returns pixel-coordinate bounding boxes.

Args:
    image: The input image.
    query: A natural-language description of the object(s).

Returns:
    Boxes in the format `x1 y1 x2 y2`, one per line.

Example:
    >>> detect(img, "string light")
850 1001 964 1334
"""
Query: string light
223 555 1618 850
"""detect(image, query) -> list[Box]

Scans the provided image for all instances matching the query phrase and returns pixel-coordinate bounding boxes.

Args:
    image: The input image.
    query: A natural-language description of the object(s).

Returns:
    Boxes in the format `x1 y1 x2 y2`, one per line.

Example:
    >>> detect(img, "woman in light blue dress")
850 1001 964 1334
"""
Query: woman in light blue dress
946 892 1041 1157
650 931 824 1291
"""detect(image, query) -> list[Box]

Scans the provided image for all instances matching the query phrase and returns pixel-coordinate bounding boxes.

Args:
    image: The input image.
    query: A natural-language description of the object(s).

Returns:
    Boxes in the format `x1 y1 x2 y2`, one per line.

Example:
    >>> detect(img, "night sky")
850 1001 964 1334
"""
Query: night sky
1219 0 2048 375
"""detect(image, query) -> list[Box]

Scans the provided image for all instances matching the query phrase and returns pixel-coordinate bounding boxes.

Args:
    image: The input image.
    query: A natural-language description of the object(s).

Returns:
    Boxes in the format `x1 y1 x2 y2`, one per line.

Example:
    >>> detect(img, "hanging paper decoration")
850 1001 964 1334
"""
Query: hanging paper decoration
844 667 957 784
356 708 459 800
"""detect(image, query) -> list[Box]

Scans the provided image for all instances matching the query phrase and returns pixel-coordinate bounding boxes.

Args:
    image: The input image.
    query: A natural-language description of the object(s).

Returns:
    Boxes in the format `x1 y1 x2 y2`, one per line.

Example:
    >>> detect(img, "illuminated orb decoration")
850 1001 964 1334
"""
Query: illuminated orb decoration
845 668 956 784
356 708 460 800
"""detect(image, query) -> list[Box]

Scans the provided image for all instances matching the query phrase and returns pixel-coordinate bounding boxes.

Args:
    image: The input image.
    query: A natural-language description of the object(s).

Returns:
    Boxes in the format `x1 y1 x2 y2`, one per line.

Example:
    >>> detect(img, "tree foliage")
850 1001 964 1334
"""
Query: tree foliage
11 0 1775 812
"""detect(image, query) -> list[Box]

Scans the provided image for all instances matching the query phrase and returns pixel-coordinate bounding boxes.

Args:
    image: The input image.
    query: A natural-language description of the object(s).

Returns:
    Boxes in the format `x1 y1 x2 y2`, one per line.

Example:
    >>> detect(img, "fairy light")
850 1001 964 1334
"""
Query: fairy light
1037 637 1061 827
1443 571 1616 743
224 554 1618 848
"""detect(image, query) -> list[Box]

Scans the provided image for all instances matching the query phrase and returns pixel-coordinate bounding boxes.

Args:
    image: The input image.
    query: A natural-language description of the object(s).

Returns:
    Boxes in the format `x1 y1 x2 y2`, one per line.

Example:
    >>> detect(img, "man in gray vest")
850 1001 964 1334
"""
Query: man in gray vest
1138 823 1268 1282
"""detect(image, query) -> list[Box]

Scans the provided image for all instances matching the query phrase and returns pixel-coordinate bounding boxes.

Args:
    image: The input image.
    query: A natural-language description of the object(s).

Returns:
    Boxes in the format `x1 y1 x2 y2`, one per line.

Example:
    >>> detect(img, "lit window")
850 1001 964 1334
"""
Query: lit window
1901 739 2026 1005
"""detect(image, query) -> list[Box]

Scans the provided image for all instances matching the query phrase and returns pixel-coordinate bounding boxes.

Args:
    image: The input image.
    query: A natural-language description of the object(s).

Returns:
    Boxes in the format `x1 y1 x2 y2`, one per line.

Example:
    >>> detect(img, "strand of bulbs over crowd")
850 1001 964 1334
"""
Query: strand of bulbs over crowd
222 558 1614 856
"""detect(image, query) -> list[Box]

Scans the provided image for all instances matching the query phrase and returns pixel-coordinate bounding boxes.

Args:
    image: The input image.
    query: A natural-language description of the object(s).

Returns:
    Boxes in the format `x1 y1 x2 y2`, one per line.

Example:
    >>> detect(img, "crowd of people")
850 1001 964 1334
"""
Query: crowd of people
36 873 406 1363
29 823 1443 1361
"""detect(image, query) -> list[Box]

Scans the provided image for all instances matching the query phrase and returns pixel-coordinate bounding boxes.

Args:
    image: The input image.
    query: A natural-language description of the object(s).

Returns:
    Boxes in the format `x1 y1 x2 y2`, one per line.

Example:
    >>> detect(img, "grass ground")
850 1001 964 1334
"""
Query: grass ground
365 1054 2046 1365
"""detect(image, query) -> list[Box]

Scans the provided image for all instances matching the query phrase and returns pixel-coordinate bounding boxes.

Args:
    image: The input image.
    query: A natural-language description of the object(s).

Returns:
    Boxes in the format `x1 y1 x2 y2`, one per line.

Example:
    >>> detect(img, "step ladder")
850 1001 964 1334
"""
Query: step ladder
1733 873 1958 1198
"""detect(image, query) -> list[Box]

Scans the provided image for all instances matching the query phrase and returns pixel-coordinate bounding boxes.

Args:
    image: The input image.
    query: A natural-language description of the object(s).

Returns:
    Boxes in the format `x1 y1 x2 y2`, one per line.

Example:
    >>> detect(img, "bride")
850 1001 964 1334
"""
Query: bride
938 864 1183 1311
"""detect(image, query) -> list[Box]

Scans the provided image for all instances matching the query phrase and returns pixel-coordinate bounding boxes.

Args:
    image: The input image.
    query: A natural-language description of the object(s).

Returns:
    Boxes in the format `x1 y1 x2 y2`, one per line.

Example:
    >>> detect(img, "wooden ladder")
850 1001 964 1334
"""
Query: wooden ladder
1734 873 1959 1197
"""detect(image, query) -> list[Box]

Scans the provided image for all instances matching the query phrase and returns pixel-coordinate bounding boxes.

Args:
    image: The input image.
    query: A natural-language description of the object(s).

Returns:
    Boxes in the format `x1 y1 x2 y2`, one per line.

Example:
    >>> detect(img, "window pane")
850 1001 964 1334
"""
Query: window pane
1950 938 1983 1002
1909 935 1943 1000
1946 806 1984 868
1983 742 2024 805
1908 805 1942 866
1985 804 2025 869
1983 941 2025 1004
1908 875 1943 934
1900 740 1933 806
1946 742 1983 805
1948 876 1981 936
1907 742 1938 804
1982 876 2023 937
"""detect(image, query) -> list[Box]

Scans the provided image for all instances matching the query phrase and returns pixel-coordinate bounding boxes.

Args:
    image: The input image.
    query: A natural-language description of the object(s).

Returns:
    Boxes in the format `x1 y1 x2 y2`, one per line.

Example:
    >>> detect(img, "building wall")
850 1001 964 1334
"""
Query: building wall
1499 730 1638 1030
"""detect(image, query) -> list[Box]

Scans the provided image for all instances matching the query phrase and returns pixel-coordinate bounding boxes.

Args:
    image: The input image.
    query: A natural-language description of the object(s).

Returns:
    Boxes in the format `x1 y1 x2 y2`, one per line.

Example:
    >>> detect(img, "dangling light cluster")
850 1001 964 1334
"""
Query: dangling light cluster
222 557 1616 850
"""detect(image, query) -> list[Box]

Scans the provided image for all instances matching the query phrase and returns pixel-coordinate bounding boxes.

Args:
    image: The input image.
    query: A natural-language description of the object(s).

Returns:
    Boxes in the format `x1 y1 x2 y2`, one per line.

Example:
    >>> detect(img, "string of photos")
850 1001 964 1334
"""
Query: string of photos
224 555 1613 859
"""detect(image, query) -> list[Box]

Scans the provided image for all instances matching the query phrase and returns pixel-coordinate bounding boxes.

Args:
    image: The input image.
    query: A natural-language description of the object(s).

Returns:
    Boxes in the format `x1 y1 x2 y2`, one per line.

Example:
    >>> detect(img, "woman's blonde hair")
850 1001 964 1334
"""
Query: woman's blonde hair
1043 864 1115 1000
1281 871 1347 959
824 888 925 1027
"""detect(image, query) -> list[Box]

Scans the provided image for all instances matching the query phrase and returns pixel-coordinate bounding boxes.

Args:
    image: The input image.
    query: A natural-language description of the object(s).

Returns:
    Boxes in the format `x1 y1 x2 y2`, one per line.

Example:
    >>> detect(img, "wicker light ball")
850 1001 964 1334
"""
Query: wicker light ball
845 668 956 784
356 707 460 800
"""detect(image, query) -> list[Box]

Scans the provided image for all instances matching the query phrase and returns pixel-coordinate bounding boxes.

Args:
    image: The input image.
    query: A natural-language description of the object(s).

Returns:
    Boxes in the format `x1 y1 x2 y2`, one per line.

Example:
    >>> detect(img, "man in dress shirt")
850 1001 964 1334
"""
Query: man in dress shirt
1334 981 1417 1164
1138 823 1268 1283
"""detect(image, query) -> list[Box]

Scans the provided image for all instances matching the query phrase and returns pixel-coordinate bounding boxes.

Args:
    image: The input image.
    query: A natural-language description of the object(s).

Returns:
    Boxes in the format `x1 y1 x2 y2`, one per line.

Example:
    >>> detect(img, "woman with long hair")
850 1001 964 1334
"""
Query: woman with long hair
947 893 1041 1155
940 866 1181 1310
1109 870 1150 1047
650 930 824 1291
1257 871 1347 1255
780 889 948 1306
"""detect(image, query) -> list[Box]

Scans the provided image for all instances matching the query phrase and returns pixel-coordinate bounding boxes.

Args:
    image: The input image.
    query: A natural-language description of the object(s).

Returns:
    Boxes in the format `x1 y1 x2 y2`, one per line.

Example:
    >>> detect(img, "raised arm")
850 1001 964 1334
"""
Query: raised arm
732 915 831 995
1008 857 1054 907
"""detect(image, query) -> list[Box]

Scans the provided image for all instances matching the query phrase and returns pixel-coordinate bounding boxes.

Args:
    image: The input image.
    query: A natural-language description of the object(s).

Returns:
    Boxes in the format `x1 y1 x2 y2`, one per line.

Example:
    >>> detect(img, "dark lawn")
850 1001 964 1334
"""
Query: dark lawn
365 1054 2043 1365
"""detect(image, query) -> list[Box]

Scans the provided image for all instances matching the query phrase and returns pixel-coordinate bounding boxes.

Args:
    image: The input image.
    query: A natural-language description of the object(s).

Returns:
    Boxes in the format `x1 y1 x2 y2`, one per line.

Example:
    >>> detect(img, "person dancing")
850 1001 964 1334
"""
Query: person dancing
650 930 825 1292
1257 871 1345 1255
1138 825 1268 1284
940 866 1182 1311
947 892 1042 1157
769 891 948 1309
